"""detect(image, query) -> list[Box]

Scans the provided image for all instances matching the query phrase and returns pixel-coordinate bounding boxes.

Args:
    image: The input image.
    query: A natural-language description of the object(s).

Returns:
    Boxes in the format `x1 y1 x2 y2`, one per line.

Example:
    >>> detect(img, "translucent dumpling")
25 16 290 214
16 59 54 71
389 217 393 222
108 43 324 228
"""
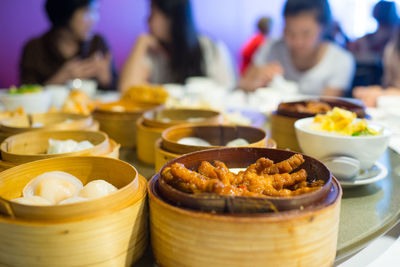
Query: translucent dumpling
79 180 117 199
23 171 83 204
47 139 94 154
58 196 88 205
177 137 211 146
226 138 249 147
11 196 52 206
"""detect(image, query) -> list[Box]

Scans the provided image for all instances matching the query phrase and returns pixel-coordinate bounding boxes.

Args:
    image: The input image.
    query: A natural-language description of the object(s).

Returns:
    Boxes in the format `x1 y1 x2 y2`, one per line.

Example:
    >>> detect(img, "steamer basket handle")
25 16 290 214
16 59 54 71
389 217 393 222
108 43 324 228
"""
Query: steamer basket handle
0 198 15 218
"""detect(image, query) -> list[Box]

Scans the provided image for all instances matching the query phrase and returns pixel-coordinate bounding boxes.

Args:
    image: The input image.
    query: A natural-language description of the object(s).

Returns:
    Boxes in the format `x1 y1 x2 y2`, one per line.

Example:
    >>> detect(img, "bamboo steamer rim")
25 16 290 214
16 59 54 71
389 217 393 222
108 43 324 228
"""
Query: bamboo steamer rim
155 138 180 158
0 156 140 221
0 138 120 172
106 138 120 155
0 175 147 225
0 130 110 164
276 97 366 119
148 174 342 222
137 117 165 133
142 107 222 128
0 113 93 133
94 100 160 116
161 123 273 154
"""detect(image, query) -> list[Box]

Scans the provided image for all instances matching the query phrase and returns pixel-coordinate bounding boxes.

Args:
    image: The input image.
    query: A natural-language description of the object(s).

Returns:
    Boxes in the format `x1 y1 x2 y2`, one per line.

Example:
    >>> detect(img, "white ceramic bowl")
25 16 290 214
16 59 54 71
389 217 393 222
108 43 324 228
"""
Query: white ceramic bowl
294 117 391 170
44 85 70 109
67 79 97 98
0 90 52 114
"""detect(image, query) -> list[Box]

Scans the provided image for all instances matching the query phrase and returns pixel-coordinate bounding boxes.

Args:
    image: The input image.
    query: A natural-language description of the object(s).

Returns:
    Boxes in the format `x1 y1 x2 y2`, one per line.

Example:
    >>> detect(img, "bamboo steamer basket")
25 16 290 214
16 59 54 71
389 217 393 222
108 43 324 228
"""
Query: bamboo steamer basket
154 124 277 171
0 156 148 266
0 113 94 134
0 130 109 164
0 138 120 172
137 108 222 165
0 130 121 172
93 100 160 148
149 148 342 267
154 138 180 171
270 112 301 152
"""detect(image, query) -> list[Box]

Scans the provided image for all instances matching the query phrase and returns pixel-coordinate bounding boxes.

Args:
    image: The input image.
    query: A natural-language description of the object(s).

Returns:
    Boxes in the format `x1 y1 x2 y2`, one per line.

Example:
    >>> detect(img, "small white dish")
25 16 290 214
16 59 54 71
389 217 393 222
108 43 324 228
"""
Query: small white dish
339 162 388 188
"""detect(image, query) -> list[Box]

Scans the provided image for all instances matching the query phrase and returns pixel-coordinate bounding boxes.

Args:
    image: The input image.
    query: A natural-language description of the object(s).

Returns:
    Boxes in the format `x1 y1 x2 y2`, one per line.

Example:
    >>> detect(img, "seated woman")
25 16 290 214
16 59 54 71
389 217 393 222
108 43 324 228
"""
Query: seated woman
354 31 400 107
239 0 355 96
119 0 235 92
20 0 117 90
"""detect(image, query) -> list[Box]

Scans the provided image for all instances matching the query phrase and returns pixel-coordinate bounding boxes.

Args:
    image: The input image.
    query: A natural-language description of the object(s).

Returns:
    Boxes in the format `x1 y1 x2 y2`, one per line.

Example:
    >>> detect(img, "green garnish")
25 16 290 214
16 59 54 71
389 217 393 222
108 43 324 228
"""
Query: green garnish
352 128 377 136
9 84 42 95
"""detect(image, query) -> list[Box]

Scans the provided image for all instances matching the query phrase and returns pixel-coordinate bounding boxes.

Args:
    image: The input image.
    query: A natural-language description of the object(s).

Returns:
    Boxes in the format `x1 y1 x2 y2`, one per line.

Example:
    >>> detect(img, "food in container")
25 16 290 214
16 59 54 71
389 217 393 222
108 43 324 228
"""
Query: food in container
295 110 391 179
149 147 341 267
270 98 367 151
161 154 324 198
12 171 118 205
79 180 117 199
47 138 94 154
311 107 379 136
0 156 147 266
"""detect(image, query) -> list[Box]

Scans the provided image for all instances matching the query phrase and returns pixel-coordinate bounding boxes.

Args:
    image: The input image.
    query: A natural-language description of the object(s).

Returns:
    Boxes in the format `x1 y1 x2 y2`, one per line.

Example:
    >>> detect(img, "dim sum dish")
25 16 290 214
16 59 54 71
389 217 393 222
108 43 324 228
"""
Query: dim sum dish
148 147 342 267
157 148 332 213
137 107 222 164
0 156 147 266
0 130 120 171
0 112 98 145
93 99 161 148
270 98 366 151
276 98 366 119
154 124 276 171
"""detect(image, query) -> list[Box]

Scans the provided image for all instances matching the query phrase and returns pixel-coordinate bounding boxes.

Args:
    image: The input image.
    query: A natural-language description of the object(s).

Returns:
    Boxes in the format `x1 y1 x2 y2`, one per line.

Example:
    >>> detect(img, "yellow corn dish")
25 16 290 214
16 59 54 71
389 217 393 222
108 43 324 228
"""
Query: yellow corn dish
312 107 379 136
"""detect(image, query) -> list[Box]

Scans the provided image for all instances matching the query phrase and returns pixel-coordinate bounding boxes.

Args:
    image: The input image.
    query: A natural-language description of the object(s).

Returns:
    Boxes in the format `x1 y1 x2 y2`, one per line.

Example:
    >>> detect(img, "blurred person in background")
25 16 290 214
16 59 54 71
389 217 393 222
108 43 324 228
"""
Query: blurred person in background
19 0 117 90
348 1 398 65
239 0 354 96
354 28 400 107
325 21 349 48
240 17 272 75
119 0 235 92
348 0 399 87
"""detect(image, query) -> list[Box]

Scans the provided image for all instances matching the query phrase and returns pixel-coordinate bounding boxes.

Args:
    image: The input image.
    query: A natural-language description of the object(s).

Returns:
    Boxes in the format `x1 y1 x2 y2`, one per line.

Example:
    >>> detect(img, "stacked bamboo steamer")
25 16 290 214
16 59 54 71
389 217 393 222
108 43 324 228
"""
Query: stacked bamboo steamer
149 147 342 267
0 156 147 267
0 113 99 144
93 100 160 148
0 130 120 172
154 124 277 171
137 108 223 165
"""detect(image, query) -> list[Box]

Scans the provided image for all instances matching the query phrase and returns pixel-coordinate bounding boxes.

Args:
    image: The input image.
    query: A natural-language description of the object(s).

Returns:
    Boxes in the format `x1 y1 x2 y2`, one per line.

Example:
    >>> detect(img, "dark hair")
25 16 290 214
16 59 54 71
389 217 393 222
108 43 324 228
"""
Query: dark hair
151 0 204 84
45 0 94 28
257 17 272 35
283 0 332 27
373 1 399 26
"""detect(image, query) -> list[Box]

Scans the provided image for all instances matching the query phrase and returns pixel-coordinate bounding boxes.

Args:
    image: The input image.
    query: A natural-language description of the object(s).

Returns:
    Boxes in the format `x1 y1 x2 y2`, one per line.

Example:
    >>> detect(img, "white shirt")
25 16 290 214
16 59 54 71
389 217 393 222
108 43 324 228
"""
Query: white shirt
253 39 355 95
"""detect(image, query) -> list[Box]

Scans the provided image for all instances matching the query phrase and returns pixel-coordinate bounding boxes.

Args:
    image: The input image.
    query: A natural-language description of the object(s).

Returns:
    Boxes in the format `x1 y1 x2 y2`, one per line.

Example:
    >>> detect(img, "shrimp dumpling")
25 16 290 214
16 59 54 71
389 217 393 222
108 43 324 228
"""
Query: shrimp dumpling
79 180 117 199
12 196 52 206
58 196 88 205
23 171 83 204
226 138 249 147
177 137 211 146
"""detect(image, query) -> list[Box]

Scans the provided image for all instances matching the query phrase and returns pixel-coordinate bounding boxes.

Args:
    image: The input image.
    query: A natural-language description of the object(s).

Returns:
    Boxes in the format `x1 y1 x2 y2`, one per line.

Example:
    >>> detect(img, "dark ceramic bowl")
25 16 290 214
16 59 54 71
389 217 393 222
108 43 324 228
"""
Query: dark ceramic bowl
277 97 366 119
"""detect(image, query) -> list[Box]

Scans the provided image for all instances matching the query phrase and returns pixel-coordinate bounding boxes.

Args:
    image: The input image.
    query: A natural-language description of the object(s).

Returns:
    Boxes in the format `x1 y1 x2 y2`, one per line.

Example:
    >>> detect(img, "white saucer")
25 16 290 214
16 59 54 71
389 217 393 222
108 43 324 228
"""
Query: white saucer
338 162 388 188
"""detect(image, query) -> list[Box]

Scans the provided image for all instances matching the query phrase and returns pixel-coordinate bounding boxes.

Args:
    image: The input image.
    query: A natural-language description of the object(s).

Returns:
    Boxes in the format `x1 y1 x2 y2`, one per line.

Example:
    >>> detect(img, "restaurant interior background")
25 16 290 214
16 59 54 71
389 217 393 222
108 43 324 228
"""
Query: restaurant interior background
0 0 396 88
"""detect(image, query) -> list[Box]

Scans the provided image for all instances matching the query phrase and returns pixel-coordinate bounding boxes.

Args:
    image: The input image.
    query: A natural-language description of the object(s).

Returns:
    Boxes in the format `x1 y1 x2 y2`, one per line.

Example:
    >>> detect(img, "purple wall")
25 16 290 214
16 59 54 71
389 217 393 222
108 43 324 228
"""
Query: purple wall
0 0 286 88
